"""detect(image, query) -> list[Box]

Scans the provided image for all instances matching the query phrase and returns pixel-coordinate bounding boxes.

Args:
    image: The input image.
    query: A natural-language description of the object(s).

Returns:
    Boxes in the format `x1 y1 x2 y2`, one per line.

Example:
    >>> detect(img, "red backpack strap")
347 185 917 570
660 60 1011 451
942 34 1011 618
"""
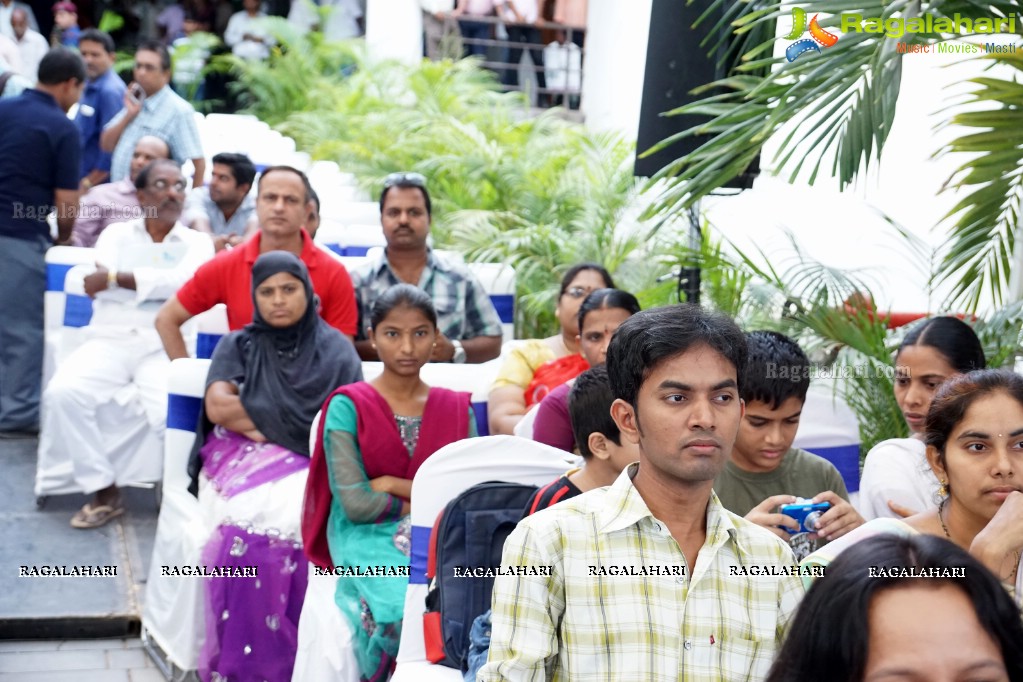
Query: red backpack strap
425 507 446 580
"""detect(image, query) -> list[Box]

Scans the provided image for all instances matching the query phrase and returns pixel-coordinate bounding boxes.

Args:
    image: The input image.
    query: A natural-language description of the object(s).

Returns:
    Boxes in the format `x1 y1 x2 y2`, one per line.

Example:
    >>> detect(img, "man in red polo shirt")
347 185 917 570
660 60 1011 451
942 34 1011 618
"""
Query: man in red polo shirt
154 165 357 360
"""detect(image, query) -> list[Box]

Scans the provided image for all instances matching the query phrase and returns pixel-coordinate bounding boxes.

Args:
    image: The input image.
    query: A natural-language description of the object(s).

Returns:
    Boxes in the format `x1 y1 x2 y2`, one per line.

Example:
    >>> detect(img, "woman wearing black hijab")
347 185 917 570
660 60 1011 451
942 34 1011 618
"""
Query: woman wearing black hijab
190 251 361 682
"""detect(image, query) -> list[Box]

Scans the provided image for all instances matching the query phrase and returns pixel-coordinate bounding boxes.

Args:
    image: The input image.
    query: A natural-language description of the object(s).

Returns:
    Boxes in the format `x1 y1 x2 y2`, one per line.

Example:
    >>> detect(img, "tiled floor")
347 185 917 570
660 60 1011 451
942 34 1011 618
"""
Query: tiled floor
0 638 164 681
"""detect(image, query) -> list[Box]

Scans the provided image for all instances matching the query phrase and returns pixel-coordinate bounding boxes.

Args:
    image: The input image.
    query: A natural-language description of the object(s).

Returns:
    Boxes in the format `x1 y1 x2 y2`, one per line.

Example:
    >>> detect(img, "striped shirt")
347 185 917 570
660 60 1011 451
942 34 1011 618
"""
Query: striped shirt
351 248 503 342
479 463 805 682
106 85 203 182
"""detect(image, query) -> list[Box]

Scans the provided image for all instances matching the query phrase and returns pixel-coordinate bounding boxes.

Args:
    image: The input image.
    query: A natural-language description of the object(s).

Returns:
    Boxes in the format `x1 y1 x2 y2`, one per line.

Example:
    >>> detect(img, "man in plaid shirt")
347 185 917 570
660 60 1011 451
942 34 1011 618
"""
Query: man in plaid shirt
351 172 503 364
481 304 806 681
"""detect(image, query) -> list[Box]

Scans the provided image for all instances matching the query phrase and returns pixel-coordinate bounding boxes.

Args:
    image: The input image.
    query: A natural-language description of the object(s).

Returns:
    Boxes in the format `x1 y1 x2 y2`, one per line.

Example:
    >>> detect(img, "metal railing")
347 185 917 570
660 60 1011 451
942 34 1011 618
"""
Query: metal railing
423 12 585 111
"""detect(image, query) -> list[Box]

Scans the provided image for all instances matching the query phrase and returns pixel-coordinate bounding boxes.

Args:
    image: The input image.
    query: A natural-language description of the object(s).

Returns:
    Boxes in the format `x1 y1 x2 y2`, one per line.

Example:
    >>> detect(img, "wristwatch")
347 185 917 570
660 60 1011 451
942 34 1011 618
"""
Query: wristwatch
451 339 467 364
107 269 118 289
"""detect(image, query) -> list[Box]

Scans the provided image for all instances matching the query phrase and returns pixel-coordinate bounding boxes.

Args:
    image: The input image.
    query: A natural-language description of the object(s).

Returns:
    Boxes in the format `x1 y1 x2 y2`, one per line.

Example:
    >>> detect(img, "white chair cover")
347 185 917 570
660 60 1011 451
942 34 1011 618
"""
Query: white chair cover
513 403 540 440
141 358 212 672
35 266 163 498
43 247 96 388
391 435 573 682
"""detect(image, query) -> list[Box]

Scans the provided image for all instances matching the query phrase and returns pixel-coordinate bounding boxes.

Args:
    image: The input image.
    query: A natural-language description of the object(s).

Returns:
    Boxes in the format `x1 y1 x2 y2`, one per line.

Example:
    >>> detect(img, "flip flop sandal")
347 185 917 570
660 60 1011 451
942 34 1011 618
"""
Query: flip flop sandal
70 503 125 529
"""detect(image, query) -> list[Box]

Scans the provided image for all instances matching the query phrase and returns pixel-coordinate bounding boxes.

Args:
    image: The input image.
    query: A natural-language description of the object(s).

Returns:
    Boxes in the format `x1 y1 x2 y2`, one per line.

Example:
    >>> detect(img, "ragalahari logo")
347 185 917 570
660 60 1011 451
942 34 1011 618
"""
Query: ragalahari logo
784 7 839 62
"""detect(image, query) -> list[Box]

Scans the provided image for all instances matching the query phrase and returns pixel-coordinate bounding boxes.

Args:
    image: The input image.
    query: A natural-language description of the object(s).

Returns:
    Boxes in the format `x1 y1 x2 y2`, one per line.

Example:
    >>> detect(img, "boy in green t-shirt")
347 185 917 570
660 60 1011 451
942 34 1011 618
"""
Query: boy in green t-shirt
713 331 864 548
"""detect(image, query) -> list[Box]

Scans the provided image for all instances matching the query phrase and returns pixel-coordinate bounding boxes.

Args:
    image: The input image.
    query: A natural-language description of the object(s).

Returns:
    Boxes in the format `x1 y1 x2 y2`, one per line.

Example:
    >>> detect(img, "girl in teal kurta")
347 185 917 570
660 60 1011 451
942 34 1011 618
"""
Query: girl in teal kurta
303 284 475 681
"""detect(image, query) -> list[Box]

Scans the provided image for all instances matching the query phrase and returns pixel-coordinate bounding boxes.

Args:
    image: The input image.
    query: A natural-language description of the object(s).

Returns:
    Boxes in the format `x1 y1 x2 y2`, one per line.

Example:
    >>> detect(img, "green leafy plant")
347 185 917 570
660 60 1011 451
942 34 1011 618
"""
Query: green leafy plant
644 0 1021 314
684 223 1023 455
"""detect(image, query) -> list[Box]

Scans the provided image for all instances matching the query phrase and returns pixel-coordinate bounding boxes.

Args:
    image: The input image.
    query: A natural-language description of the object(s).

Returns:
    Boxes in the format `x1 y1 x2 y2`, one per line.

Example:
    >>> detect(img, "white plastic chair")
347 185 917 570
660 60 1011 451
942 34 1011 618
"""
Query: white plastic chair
141 358 211 676
35 263 163 500
194 303 229 360
43 246 97 387
467 262 516 343
360 359 504 436
319 201 381 227
391 435 573 682
512 403 540 439
291 409 361 681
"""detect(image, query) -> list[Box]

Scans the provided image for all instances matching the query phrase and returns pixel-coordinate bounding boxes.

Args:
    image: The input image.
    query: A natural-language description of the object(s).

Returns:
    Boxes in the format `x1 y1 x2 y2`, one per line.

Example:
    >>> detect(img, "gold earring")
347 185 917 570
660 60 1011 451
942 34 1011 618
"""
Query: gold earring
939 479 948 498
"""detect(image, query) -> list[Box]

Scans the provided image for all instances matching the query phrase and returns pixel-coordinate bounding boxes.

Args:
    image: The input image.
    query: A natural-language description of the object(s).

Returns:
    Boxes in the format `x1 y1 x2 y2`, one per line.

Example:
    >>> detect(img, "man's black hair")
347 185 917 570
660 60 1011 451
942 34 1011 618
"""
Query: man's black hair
568 366 621 459
212 152 257 189
605 304 747 412
742 330 810 409
257 165 314 204
37 47 85 85
78 29 115 54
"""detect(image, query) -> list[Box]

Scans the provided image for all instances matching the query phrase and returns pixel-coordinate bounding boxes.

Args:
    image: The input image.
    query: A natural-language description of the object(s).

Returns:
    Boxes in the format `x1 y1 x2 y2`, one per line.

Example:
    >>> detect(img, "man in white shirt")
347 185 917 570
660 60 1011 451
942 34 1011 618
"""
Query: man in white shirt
0 0 36 41
10 7 45 81
37 159 214 529
224 0 273 61
289 0 364 41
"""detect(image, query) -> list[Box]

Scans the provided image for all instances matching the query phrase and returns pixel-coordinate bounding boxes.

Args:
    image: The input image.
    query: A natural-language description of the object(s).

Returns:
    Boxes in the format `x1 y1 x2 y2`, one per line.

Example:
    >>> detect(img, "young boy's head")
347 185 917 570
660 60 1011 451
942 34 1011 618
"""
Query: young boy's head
569 366 638 486
52 2 78 29
732 330 810 473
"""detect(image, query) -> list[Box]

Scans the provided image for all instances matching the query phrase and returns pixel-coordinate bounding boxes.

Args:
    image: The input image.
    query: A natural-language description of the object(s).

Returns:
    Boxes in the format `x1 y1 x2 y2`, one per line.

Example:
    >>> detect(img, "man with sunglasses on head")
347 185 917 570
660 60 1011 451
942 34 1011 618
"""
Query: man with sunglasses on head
37 159 215 529
351 172 503 363
155 165 358 360
100 40 205 188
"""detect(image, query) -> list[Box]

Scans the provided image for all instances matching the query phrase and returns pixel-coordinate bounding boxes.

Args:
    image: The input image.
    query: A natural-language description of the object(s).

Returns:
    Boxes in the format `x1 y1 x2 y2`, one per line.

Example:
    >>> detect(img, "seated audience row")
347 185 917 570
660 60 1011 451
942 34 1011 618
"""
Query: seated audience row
482 308 1023 681
803 368 1023 604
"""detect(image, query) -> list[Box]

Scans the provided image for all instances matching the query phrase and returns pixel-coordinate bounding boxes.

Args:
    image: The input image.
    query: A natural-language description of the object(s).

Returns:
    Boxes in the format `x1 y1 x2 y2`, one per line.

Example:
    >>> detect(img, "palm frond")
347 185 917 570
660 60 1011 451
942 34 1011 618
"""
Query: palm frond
933 51 1023 312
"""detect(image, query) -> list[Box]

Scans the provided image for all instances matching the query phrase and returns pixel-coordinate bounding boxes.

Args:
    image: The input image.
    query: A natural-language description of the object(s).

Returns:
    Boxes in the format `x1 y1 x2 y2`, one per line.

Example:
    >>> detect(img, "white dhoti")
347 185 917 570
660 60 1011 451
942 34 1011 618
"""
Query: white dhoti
36 329 168 495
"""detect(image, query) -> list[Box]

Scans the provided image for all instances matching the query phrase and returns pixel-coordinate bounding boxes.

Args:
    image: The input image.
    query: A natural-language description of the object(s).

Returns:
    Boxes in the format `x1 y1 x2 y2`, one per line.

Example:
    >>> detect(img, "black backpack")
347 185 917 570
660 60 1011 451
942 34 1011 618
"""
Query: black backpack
422 481 537 671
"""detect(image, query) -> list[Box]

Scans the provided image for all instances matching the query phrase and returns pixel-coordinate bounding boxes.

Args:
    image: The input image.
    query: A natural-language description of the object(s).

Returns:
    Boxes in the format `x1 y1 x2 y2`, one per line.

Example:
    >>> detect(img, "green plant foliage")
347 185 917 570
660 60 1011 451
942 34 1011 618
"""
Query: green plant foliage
226 29 669 338
689 224 1023 455
934 51 1023 312
644 0 1021 314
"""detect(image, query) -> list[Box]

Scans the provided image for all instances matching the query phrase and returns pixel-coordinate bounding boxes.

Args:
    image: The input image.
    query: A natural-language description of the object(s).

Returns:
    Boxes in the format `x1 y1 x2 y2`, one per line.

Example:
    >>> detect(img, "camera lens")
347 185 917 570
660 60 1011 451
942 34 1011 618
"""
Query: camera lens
803 511 823 532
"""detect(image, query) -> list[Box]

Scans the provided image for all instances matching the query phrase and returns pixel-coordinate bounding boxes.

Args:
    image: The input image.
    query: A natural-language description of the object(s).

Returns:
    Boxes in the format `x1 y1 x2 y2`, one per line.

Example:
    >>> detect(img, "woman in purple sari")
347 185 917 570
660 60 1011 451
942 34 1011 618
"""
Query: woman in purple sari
188 251 362 682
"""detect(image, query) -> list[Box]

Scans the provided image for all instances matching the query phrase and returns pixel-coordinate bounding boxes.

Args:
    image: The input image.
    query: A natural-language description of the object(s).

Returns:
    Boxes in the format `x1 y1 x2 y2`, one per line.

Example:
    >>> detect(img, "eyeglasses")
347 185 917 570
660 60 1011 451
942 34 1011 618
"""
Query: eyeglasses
133 62 161 72
383 172 427 189
563 286 594 300
151 178 188 192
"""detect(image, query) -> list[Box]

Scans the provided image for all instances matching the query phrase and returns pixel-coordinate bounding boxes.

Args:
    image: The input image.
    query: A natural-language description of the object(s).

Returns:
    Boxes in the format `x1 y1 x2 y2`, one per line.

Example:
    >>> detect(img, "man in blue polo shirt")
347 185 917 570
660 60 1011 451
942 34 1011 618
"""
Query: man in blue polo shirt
74 29 124 190
0 47 83 437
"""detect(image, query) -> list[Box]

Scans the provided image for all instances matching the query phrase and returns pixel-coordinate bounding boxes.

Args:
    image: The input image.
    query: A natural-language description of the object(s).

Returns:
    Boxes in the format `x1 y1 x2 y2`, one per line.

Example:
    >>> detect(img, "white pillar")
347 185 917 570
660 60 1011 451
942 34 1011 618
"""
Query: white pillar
581 0 653 138
365 0 423 64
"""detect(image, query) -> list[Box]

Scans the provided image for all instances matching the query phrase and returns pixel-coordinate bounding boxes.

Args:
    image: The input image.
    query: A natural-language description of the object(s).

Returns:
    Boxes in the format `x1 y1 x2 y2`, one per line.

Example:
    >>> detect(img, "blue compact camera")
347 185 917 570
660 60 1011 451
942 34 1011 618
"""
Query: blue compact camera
779 499 831 534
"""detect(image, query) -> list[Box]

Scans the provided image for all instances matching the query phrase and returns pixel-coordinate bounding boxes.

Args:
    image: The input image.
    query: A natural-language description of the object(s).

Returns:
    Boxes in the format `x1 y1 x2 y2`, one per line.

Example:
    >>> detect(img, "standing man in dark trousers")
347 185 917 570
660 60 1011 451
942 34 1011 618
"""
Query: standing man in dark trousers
0 47 83 437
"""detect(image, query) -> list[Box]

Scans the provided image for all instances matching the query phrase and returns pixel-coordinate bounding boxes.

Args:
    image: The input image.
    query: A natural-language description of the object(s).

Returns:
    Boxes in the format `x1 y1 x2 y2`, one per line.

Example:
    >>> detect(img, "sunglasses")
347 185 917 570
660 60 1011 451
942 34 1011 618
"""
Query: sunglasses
383 172 427 189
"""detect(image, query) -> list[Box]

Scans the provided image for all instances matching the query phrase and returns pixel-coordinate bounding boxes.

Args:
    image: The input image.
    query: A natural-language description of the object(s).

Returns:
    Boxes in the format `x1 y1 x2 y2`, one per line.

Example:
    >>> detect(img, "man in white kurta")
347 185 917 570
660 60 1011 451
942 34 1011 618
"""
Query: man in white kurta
37 159 214 528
